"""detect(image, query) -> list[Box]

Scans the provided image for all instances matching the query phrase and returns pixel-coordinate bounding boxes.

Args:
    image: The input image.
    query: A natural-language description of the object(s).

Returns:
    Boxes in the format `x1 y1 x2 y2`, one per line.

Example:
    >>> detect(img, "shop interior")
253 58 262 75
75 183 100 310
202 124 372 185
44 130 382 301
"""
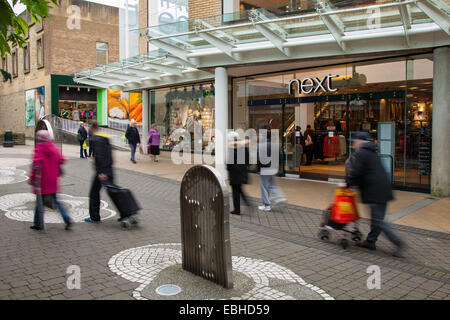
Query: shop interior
152 83 215 152
235 56 433 192
58 86 97 122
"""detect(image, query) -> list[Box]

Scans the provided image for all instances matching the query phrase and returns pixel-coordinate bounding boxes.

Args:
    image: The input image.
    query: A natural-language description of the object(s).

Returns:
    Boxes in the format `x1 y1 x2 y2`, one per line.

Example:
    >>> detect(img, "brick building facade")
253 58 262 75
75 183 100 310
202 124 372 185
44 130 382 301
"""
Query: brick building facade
0 0 119 138
188 0 222 19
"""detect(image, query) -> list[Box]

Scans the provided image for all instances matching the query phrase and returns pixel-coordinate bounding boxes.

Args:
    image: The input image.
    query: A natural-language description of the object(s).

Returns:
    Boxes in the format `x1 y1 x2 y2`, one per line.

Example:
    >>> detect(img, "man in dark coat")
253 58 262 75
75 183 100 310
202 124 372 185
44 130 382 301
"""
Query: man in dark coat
125 119 141 164
226 132 250 215
85 121 114 222
345 132 406 257
77 122 88 158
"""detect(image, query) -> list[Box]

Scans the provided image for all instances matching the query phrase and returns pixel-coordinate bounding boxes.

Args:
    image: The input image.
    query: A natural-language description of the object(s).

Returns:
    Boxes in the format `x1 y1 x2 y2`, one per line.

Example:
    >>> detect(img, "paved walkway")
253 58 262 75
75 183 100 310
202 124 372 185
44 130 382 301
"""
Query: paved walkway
0 141 448 300
60 140 449 233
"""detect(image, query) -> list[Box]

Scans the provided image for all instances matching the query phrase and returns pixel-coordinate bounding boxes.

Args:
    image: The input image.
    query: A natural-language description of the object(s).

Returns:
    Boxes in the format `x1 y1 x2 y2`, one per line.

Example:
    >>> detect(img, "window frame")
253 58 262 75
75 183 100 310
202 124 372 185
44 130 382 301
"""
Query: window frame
96 41 109 66
36 35 44 69
23 44 30 74
12 48 18 78
2 56 7 82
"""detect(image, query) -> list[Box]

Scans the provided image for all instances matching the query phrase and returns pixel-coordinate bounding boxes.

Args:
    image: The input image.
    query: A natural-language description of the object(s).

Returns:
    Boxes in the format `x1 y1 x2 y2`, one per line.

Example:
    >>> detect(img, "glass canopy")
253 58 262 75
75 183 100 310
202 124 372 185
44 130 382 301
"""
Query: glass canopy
74 0 449 90
141 0 447 52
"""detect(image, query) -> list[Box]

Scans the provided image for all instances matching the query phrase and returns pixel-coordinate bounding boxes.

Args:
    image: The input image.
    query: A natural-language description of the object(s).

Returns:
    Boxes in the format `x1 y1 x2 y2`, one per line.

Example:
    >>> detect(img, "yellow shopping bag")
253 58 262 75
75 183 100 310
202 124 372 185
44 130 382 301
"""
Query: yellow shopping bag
83 140 88 150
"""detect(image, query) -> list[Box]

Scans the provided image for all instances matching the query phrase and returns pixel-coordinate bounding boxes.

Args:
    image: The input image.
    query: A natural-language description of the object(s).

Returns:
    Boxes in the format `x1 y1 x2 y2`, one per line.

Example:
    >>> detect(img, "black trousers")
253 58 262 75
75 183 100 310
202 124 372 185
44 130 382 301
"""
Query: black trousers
305 148 314 165
88 137 93 157
89 174 114 221
231 184 249 213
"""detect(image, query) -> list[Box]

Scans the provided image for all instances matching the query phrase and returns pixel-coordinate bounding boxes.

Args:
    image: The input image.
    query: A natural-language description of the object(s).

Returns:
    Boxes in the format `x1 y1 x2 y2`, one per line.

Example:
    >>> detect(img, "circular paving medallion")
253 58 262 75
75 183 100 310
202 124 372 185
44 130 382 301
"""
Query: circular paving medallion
108 243 334 300
0 167 28 185
0 158 31 167
0 193 116 223
0 158 32 185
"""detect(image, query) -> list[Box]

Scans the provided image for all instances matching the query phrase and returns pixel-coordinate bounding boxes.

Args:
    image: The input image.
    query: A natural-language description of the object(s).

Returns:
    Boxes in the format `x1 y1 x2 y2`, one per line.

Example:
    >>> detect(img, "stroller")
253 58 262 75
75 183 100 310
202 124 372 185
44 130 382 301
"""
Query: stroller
318 187 362 249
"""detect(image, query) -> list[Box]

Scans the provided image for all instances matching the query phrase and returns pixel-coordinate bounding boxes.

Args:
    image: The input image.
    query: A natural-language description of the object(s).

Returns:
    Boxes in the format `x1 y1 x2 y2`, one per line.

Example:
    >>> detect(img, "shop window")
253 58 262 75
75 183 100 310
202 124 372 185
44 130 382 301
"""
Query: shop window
36 36 44 69
12 49 18 78
232 56 433 192
152 83 216 152
23 44 30 74
96 42 108 66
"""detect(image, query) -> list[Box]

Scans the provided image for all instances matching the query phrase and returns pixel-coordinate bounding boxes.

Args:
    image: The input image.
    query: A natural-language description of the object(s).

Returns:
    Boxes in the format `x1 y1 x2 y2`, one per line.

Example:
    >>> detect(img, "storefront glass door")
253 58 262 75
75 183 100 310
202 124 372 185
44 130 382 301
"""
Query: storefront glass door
283 104 298 175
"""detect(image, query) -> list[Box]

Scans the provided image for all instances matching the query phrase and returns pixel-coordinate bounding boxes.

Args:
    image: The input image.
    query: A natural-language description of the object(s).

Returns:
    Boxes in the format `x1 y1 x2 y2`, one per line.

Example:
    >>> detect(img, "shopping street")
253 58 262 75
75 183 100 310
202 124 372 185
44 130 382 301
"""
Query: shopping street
0 141 449 300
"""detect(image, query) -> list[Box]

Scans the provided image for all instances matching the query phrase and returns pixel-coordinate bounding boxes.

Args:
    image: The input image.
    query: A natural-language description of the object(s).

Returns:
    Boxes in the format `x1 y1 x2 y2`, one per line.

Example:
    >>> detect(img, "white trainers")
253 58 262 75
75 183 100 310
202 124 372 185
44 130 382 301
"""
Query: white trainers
258 205 271 212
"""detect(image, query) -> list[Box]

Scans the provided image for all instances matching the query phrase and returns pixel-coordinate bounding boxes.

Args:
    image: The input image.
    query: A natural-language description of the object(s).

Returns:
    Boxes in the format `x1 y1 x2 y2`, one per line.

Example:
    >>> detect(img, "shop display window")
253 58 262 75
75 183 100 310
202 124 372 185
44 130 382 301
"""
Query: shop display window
59 101 97 122
152 83 215 151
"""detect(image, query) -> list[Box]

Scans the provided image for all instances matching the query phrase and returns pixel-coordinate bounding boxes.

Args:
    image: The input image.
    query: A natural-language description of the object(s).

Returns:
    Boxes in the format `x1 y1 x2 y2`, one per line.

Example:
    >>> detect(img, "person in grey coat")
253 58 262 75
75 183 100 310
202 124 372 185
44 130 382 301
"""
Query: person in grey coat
344 132 406 257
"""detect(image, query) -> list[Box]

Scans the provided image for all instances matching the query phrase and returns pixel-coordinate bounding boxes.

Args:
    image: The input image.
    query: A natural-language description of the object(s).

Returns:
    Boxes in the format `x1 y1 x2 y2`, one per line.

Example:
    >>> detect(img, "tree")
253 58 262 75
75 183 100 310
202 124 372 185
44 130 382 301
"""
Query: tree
0 0 58 80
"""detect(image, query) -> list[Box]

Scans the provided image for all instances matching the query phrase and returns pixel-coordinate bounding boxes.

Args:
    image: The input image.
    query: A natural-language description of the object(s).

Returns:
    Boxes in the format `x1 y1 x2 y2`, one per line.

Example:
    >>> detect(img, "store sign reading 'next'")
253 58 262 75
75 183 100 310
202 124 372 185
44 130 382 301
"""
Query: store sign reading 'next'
289 74 339 95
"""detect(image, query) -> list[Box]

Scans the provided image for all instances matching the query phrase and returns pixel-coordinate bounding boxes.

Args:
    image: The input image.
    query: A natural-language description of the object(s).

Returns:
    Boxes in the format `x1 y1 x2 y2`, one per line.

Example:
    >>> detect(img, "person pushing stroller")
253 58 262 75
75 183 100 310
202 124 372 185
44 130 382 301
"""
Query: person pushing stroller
343 132 406 258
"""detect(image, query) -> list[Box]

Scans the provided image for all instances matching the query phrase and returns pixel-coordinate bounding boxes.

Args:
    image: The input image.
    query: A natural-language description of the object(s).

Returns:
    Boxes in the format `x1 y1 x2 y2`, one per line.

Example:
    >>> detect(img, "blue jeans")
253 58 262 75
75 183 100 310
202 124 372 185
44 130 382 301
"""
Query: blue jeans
259 175 284 206
367 203 404 246
34 193 72 229
130 143 137 162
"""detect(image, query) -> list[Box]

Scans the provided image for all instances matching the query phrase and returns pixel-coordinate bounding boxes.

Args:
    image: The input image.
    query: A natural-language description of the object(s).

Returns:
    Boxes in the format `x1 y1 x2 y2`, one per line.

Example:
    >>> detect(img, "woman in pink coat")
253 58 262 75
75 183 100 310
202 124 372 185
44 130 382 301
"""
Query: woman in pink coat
29 130 73 230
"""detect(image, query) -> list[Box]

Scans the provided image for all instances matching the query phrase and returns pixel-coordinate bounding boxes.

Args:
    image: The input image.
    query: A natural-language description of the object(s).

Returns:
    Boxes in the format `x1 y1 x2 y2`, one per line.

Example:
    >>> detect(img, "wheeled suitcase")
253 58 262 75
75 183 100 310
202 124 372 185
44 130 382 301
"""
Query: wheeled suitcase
105 184 141 221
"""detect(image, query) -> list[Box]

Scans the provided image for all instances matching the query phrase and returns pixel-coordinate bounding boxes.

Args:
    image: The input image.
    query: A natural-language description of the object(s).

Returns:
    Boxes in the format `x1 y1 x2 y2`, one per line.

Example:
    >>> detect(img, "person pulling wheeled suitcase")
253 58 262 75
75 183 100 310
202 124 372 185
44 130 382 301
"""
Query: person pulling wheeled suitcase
105 183 141 228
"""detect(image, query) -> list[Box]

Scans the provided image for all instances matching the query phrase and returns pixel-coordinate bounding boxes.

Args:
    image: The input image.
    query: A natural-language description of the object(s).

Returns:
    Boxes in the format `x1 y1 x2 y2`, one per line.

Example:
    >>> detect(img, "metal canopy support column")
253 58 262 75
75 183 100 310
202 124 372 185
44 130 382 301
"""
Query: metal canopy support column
398 2 412 46
255 24 289 55
149 39 191 62
126 68 162 80
196 31 240 60
195 19 237 44
108 71 145 82
215 67 228 179
249 9 289 56
165 55 197 68
143 62 183 76
415 0 450 35
90 75 131 87
317 1 346 51
74 79 112 89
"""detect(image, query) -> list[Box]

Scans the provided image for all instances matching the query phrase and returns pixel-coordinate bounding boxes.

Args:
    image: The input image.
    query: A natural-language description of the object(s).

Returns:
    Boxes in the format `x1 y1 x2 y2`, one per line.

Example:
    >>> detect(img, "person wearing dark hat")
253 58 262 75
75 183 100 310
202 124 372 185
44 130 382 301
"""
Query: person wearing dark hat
344 131 406 257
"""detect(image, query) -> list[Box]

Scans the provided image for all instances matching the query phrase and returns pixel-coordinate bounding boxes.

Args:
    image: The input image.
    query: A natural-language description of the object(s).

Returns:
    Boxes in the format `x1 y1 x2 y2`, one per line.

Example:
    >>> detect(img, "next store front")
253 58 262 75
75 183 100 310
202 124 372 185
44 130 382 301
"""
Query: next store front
144 54 434 193
231 55 434 192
